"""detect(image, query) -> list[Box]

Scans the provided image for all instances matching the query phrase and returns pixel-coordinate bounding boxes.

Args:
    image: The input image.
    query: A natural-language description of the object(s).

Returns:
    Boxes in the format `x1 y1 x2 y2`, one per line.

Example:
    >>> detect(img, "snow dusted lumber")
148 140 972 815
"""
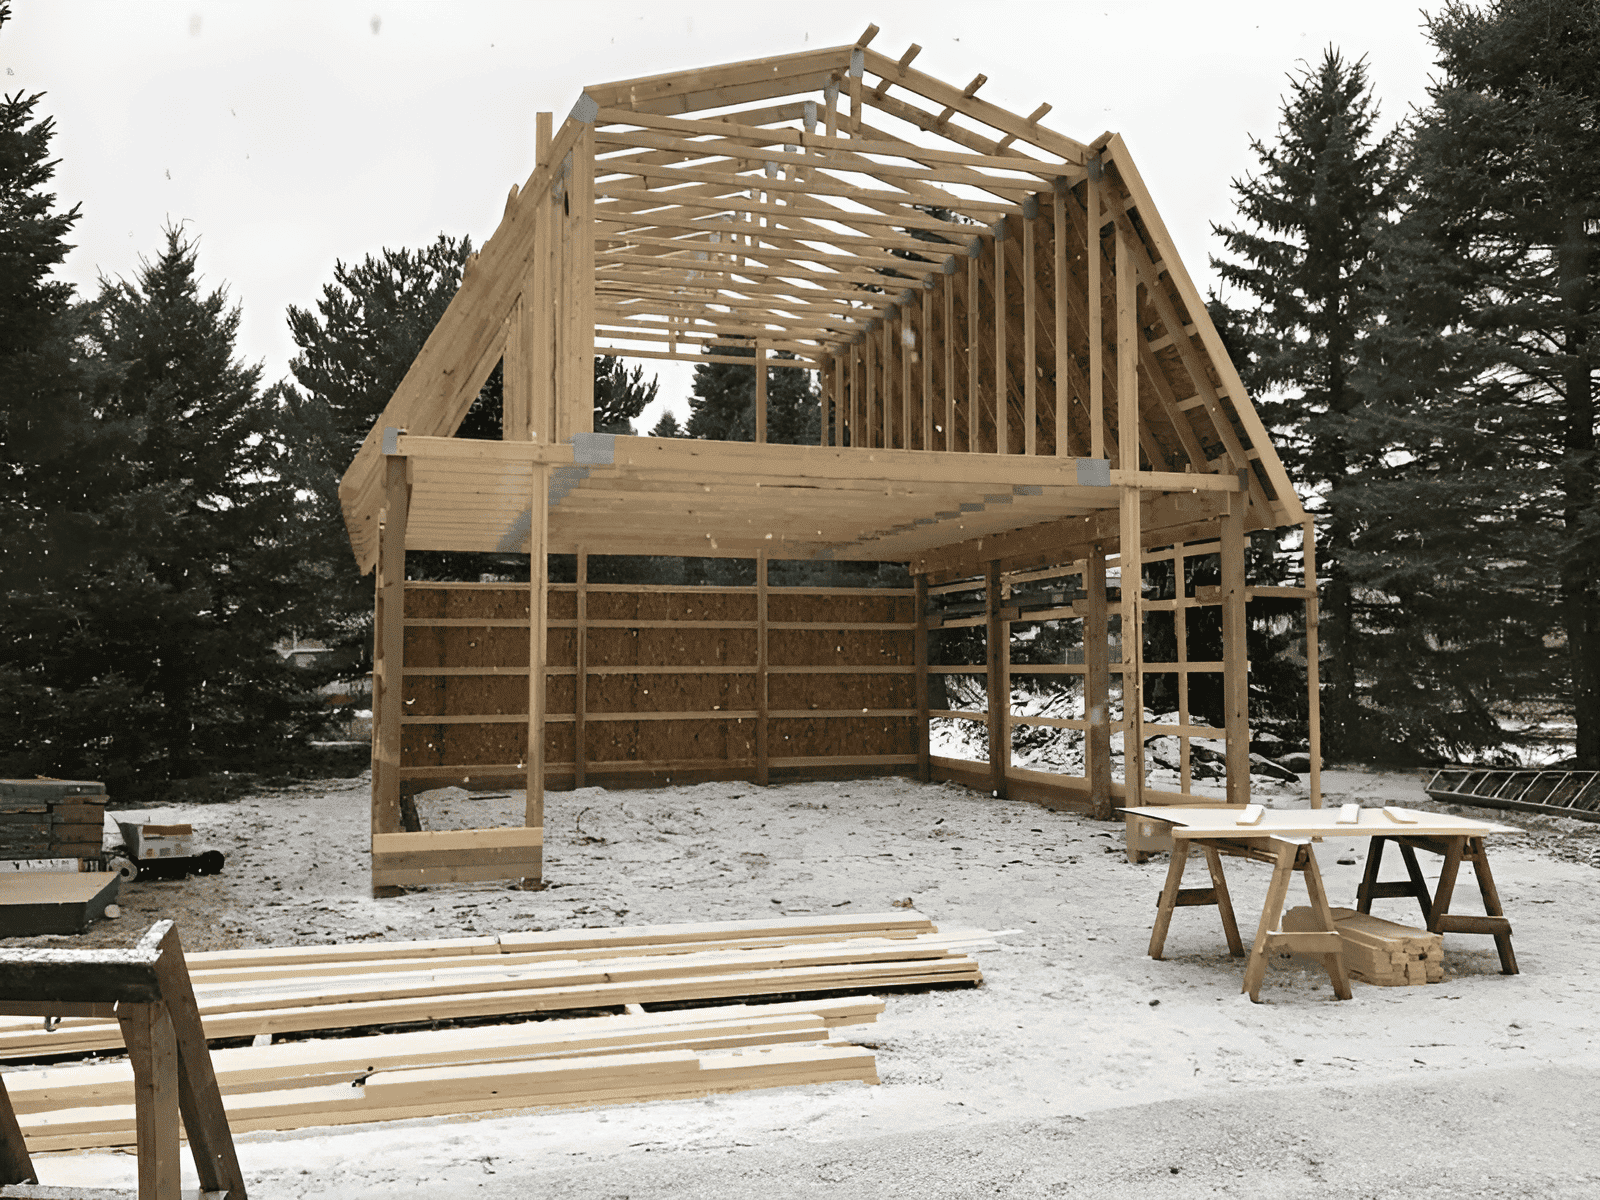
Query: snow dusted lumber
1282 907 1444 987
370 827 544 888
0 912 984 1060
4 999 883 1115
18 1043 880 1152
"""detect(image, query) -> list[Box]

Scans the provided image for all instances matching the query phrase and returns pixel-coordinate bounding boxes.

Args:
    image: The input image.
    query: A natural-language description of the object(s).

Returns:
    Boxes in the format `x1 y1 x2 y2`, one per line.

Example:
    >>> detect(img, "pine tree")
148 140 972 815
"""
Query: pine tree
3 225 323 793
684 341 819 443
650 411 683 438
1379 1 1600 765
1209 48 1404 757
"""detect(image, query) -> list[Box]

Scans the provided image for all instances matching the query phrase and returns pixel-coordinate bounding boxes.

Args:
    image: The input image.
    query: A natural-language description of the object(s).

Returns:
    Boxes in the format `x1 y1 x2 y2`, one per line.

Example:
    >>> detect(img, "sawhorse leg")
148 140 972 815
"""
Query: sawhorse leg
1149 836 1244 960
119 1001 181 1200
1430 835 1518 975
1242 839 1351 1003
0 1075 34 1188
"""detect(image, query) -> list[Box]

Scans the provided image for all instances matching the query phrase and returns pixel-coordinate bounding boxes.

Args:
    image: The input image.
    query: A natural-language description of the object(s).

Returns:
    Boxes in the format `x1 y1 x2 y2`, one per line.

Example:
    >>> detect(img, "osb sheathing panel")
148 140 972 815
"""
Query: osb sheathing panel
768 672 913 710
403 723 571 766
583 718 756 763
588 628 759 667
403 675 528 717
586 672 760 713
769 629 912 667
405 588 529 620
405 627 529 669
770 716 915 757
588 592 756 622
546 674 576 714
766 593 913 624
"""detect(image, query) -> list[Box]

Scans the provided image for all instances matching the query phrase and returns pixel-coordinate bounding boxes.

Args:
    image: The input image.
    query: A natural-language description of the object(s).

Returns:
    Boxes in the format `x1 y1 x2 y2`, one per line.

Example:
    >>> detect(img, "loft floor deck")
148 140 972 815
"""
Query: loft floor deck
374 431 1250 563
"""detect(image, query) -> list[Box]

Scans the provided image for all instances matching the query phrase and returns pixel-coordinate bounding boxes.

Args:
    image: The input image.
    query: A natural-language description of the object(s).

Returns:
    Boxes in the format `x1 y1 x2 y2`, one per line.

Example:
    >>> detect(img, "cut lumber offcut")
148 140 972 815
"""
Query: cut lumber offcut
1282 906 1444 987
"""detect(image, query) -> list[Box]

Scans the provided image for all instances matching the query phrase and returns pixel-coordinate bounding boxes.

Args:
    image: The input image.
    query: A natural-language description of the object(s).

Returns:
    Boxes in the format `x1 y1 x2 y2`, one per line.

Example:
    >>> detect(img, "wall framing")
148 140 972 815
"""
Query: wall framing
340 30 1320 894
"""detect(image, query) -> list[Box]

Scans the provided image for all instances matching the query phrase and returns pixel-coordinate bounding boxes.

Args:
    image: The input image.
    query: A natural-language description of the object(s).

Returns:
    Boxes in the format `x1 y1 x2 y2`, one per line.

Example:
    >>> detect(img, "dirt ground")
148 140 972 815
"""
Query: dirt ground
9 765 1600 1197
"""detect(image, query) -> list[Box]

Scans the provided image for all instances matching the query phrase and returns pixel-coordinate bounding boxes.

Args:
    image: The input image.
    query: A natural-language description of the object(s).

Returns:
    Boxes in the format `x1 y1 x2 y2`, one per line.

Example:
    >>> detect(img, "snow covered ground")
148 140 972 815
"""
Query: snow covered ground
7 765 1599 1197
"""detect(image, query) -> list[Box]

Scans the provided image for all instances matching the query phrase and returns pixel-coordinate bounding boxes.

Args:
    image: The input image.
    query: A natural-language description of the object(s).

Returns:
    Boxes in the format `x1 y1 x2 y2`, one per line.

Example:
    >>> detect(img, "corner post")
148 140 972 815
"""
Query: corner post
915 573 931 782
574 545 588 791
756 552 769 786
1086 544 1113 819
1116 225 1144 807
755 341 768 444
1222 489 1251 805
524 463 550 885
372 438 408 897
1302 516 1322 807
986 560 1008 798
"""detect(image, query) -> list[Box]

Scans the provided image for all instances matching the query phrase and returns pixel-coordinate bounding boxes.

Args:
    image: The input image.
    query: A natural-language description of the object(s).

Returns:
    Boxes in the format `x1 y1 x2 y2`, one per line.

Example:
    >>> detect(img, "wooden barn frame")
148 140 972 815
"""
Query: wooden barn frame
338 28 1321 896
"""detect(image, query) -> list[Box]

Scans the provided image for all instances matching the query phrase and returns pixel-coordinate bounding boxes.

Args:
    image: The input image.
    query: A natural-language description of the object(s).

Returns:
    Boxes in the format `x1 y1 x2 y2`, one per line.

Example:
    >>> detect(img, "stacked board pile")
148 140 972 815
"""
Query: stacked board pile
3 911 991 1149
0 779 107 860
1283 906 1444 987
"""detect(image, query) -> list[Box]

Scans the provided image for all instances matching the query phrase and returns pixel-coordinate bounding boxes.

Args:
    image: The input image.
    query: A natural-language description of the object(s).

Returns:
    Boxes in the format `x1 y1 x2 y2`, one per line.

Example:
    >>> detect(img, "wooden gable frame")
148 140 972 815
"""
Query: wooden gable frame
337 29 1321 896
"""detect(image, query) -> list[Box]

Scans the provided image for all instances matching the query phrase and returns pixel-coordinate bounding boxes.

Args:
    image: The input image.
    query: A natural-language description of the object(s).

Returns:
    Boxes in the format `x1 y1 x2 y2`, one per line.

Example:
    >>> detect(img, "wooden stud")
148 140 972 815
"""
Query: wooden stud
1052 187 1069 456
865 327 877 448
757 553 769 787
1086 543 1112 819
1116 227 1143 806
1302 516 1322 808
1086 173 1104 460
526 464 549 883
943 271 955 452
900 311 912 448
1175 544 1191 792
986 560 1008 798
1221 491 1250 807
993 221 1008 456
755 341 768 444
575 546 588 791
1023 205 1037 456
915 573 931 782
921 289 933 451
966 252 979 453
373 453 408 897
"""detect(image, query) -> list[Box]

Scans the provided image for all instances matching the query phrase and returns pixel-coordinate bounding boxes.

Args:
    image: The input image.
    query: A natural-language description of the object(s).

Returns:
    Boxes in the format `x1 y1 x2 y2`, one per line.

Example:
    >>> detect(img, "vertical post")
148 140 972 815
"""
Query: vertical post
993 220 1008 456
1302 515 1322 807
372 448 407 897
569 119 597 438
754 341 767 444
756 552 770 786
120 1002 180 1200
883 318 894 448
1175 544 1192 792
1086 171 1104 460
833 353 844 447
1221 490 1250 806
531 116 555 444
1116 227 1144 806
504 295 531 441
944 270 955 452
1086 545 1112 818
900 310 912 448
574 546 588 791
915 572 931 782
967 250 980 453
526 463 549 881
921 289 933 451
1053 184 1069 456
849 48 864 135
825 79 839 139
986 560 1008 798
1023 199 1038 456
870 326 883 448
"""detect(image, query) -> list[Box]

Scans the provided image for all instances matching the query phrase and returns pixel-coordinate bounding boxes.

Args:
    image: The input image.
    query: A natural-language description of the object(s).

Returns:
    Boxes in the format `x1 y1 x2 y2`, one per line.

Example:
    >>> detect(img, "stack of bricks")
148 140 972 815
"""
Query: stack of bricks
0 779 108 862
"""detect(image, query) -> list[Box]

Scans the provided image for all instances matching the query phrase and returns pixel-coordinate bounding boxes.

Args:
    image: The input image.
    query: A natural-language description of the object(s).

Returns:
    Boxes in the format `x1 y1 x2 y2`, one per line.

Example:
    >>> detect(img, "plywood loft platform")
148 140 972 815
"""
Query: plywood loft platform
337 26 1322 895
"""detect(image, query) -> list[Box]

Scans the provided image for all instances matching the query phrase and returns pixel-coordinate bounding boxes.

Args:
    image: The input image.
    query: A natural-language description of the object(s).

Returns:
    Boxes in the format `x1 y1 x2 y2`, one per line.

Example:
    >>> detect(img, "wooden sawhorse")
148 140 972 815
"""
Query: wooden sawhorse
1149 834 1353 1003
0 920 245 1200
1356 834 1517 974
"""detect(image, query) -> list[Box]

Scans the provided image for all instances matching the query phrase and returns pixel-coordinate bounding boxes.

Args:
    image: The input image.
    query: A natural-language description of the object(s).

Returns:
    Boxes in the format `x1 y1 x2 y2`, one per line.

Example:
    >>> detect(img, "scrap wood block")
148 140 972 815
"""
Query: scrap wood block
1282 906 1443 987
371 826 543 887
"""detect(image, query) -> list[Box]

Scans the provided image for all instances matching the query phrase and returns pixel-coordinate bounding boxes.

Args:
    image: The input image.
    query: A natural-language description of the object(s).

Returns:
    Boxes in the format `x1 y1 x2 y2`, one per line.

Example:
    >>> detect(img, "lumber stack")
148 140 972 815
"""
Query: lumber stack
0 778 107 860
1282 906 1444 986
0 910 984 1062
9 997 885 1151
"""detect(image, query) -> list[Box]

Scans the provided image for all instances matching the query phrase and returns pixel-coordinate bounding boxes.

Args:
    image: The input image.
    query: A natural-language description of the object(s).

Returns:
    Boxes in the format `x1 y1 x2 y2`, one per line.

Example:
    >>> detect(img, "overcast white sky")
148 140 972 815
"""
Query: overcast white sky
6 1 1442 430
